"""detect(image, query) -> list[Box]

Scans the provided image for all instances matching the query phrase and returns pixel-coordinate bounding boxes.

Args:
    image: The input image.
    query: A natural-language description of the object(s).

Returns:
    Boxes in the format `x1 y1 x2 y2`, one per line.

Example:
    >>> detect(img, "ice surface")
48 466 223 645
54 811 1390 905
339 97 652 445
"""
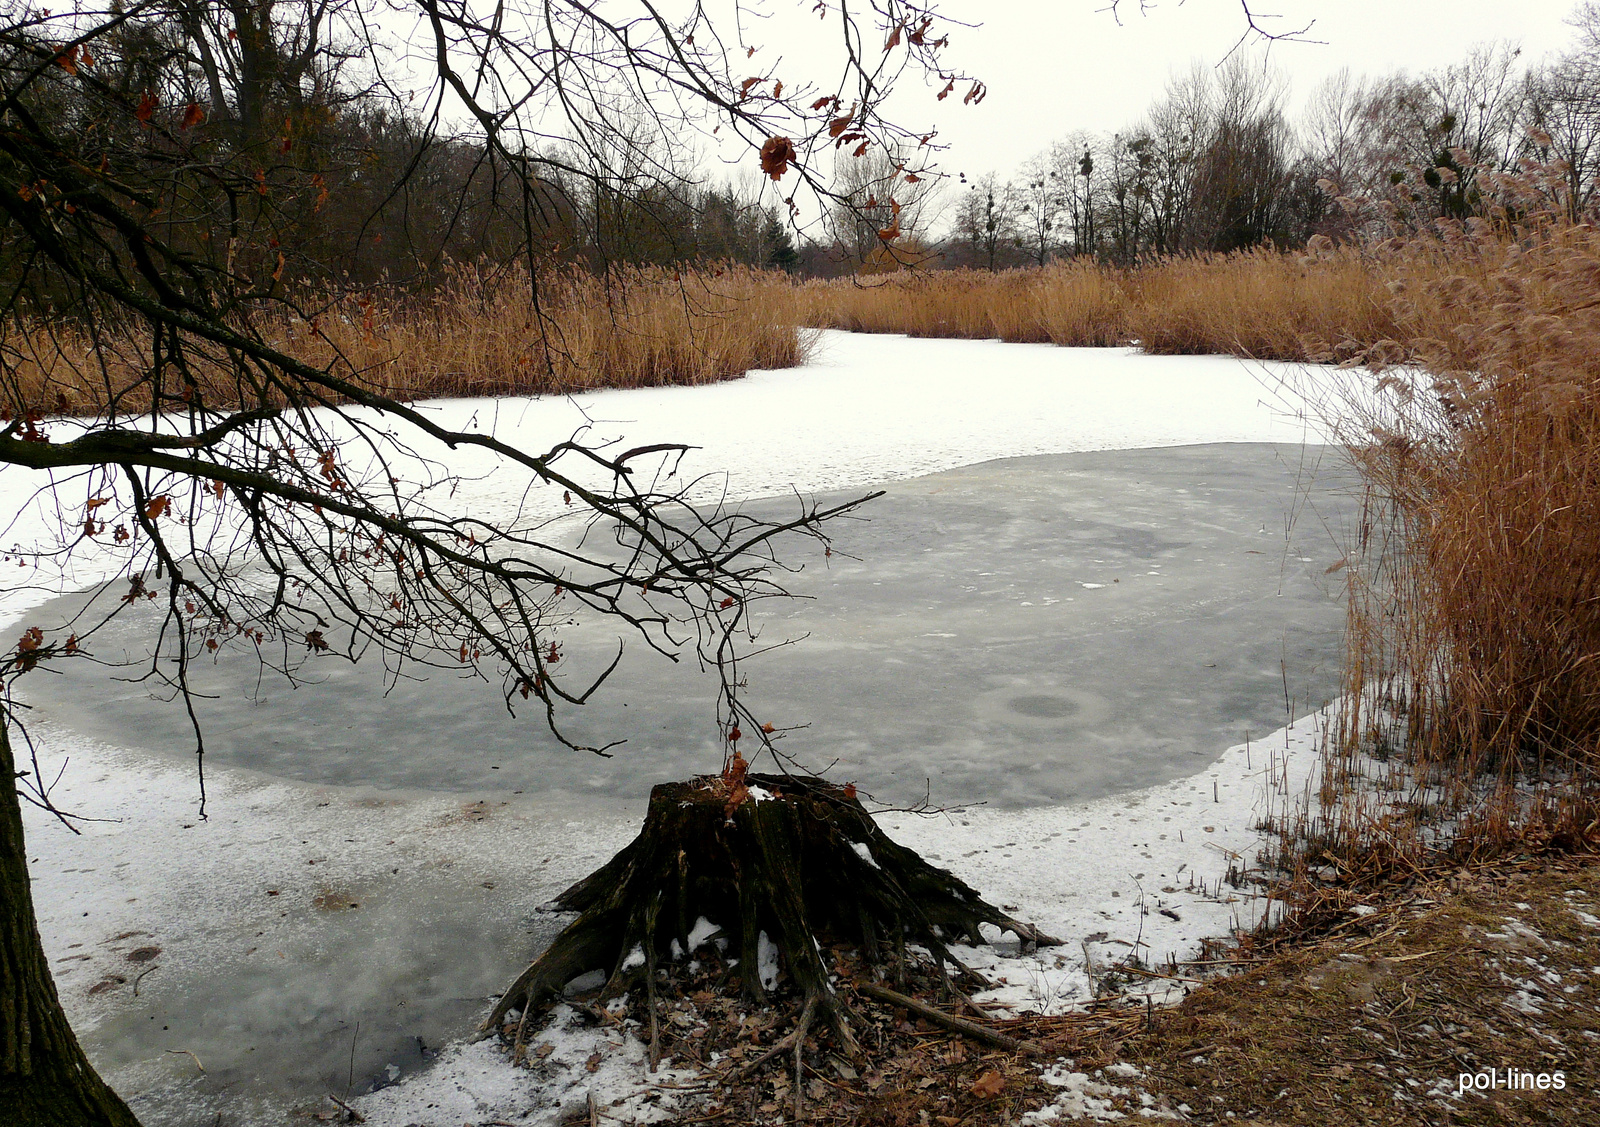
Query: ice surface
18 720 636 1126
22 443 1356 810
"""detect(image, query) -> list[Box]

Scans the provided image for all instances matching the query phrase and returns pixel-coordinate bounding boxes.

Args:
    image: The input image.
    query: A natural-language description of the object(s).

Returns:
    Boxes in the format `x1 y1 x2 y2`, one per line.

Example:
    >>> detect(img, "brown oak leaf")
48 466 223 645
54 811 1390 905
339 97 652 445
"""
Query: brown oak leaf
972 1070 1005 1098
760 135 796 181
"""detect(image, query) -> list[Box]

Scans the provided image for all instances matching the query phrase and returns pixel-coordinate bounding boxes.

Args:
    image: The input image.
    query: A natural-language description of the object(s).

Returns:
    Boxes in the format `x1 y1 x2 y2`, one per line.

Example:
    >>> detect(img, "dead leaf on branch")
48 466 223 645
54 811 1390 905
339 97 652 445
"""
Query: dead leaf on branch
14 626 44 670
760 135 796 181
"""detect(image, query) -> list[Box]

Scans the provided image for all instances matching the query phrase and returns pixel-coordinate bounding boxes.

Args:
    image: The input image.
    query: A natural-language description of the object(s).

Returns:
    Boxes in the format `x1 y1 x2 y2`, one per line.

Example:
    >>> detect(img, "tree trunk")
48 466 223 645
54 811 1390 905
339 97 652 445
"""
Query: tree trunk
481 772 1060 1056
1 722 142 1126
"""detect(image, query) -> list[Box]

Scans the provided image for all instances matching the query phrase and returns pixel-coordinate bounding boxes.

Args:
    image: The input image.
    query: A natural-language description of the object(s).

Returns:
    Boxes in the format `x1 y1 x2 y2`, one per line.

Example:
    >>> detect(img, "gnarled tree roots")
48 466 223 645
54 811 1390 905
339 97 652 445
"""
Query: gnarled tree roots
479 774 1060 1069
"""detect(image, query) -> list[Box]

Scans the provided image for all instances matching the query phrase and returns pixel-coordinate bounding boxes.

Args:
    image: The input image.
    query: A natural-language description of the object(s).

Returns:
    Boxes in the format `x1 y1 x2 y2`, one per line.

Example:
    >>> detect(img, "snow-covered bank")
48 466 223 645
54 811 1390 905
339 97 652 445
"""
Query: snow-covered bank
352 708 1330 1126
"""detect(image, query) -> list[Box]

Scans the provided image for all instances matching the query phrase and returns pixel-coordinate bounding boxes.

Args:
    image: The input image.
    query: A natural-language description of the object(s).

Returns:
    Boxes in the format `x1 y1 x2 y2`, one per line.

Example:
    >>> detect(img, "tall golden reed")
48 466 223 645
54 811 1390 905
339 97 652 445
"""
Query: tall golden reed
314 263 806 400
799 249 1406 362
4 264 805 415
1332 219 1600 781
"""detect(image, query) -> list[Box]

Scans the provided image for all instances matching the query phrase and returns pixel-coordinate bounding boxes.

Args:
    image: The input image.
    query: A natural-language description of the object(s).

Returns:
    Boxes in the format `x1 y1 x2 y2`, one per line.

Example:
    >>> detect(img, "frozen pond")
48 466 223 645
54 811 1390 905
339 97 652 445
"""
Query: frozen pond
15 441 1358 1126
11 332 1359 1126
25 443 1355 810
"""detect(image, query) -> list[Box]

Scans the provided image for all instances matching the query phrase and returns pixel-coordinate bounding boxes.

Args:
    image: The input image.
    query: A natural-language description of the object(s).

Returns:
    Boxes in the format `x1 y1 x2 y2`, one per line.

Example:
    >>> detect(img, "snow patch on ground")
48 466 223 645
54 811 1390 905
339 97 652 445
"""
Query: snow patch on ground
1023 1060 1185 1121
757 932 781 992
891 709 1328 1015
357 1005 703 1126
687 916 721 952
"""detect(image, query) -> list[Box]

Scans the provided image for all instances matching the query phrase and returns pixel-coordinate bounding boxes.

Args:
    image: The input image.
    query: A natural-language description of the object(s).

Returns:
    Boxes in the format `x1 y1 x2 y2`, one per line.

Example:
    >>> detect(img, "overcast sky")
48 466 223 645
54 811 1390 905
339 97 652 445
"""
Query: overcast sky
874 0 1586 180
902 1 1587 176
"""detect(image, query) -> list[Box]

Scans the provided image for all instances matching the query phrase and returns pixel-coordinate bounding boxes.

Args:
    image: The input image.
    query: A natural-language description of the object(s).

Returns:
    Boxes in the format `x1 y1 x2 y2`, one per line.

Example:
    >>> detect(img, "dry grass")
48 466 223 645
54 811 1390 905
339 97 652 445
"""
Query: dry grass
1233 203 1600 945
1128 247 1402 360
799 249 1406 361
800 262 1127 346
1122 854 1600 1125
3 263 805 415
1327 221 1600 786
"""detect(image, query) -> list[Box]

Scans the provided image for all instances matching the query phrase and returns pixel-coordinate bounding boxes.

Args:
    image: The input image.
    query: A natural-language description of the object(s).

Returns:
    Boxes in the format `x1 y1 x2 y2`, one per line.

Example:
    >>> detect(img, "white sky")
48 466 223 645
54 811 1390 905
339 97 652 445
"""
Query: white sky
874 0 1586 180
360 1 1589 214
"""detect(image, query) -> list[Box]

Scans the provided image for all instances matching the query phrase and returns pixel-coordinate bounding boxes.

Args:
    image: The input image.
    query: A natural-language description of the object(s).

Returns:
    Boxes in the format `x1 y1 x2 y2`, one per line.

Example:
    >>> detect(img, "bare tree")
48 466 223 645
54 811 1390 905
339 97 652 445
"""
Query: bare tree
1054 132 1102 258
950 172 1017 269
1528 19 1600 222
1013 149 1065 266
1186 58 1301 251
830 144 940 269
0 1 989 1121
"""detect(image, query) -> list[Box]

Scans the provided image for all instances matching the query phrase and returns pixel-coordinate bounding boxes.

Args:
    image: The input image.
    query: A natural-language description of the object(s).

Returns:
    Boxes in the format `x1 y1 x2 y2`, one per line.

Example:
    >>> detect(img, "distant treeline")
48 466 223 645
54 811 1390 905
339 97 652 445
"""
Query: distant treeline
0 3 800 315
856 8 1600 271
7 4 1596 292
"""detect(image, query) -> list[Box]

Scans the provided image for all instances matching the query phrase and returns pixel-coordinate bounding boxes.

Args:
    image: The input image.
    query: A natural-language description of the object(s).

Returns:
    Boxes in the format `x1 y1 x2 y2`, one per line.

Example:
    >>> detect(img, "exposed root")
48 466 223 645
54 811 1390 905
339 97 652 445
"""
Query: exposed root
479 773 1061 1063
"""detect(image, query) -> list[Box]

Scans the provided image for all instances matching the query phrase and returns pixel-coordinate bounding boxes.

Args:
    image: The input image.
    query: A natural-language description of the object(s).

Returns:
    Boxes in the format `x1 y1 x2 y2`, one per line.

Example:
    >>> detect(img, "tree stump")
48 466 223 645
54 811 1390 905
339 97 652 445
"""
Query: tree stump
481 771 1060 1058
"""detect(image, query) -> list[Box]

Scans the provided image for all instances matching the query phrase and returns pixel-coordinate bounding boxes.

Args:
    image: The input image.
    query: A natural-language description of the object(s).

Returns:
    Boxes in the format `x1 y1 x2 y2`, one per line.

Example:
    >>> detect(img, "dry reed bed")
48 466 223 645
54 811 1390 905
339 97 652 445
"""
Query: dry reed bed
800 250 1413 362
1250 218 1600 924
1332 221 1600 781
3 265 804 415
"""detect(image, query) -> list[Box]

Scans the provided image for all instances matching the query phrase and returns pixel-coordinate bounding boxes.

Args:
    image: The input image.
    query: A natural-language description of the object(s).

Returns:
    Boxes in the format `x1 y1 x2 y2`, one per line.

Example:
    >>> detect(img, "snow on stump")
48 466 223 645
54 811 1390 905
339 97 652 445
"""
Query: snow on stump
480 762 1060 1063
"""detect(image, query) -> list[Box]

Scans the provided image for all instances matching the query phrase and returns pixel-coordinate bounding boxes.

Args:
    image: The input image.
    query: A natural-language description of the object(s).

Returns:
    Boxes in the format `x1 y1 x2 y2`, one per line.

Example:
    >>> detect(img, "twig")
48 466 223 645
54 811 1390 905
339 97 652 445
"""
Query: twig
513 1000 534 1063
802 1063 866 1098
327 1094 366 1123
346 1021 359 1098
733 996 816 1079
856 983 1042 1055
1164 1042 1218 1060
132 964 159 996
165 1048 205 1073
1113 965 1208 986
